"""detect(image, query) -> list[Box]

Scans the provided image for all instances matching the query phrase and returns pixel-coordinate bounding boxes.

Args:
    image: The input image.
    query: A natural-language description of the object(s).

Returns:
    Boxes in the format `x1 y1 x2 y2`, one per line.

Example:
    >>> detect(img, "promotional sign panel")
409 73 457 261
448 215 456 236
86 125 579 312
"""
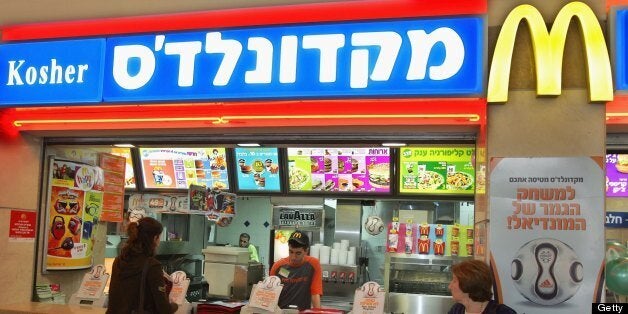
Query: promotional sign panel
103 17 483 102
139 147 229 190
287 147 390 193
489 157 604 313
399 146 475 195
234 147 281 192
46 159 104 270
605 154 628 197
0 39 105 105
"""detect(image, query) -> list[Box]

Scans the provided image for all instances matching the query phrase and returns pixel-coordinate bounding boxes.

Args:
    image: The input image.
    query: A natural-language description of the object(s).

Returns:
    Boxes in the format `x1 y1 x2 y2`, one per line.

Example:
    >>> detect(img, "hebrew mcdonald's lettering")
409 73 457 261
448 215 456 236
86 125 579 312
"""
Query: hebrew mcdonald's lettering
487 1 613 103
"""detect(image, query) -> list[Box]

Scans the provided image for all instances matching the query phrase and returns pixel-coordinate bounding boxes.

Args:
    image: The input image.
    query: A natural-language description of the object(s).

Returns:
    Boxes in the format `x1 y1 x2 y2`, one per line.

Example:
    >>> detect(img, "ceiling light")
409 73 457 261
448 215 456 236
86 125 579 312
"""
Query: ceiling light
113 144 135 148
382 142 406 147
237 143 261 147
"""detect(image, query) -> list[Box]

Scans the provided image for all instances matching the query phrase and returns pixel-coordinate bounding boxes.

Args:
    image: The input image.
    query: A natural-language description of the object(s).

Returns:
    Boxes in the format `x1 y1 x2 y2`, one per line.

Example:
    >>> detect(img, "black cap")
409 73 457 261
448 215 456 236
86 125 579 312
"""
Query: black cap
288 231 309 247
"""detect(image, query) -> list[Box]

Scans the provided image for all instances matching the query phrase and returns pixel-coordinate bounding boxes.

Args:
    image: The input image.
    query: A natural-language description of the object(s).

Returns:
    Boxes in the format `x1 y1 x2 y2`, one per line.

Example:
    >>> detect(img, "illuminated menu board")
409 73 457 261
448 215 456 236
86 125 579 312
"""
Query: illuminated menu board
399 146 475 195
287 147 390 193
139 148 229 190
234 148 281 192
606 154 628 197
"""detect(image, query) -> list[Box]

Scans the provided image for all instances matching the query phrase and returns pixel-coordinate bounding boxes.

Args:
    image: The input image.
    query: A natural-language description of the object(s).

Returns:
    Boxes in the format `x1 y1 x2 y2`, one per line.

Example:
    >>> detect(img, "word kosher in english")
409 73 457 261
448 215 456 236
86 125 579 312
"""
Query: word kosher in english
7 59 89 86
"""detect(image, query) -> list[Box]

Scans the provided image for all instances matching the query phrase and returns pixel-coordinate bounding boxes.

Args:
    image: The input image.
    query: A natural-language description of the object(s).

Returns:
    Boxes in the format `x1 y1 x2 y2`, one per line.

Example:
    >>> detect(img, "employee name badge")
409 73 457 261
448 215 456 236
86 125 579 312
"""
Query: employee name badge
76 264 109 299
168 271 190 305
352 281 385 314
248 276 283 312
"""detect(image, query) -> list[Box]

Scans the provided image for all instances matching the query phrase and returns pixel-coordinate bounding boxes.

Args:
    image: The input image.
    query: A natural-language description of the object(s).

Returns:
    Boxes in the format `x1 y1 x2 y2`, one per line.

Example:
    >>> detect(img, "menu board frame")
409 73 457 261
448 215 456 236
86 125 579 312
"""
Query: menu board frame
284 146 394 195
233 147 283 193
398 145 476 196
137 147 231 192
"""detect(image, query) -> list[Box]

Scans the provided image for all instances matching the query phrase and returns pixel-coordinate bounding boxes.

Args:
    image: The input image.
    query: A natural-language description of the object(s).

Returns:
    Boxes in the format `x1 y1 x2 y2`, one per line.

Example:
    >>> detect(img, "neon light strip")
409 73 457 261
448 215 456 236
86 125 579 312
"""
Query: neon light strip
14 114 480 127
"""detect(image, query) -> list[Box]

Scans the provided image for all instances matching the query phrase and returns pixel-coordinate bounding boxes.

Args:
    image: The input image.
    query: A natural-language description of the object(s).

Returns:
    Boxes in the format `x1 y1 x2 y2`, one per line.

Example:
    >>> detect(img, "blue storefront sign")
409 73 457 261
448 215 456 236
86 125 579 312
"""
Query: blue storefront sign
615 9 628 90
0 39 105 105
103 17 483 102
0 16 483 106
606 211 628 228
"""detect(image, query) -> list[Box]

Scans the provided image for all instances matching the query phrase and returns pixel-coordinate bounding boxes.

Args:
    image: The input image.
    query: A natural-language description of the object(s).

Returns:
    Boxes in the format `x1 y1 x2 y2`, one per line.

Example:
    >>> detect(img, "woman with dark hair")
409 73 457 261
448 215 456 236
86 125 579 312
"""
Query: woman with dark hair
448 260 517 314
107 217 178 314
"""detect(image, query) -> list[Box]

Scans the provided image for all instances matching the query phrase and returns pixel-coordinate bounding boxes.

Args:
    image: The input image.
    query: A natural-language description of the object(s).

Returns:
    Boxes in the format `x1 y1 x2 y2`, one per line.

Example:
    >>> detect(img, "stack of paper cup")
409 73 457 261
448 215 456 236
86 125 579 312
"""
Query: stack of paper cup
338 250 348 265
319 246 331 264
333 242 341 250
310 244 321 259
340 240 350 252
330 248 340 265
347 247 357 265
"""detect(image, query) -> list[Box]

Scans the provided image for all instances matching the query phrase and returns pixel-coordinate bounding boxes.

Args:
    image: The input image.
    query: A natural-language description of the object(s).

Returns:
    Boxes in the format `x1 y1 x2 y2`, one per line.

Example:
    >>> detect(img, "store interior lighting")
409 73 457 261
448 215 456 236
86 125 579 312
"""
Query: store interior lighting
237 143 261 147
382 143 407 147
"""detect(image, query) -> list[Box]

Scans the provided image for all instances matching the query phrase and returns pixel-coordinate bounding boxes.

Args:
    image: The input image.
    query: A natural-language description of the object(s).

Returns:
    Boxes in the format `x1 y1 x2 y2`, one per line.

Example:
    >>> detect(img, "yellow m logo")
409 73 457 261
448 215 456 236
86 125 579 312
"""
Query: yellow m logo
488 1 613 103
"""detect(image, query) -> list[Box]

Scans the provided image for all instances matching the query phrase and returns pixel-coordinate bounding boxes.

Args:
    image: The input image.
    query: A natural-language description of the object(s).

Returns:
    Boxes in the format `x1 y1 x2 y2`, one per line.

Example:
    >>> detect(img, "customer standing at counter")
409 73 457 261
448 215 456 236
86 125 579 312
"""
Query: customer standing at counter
107 217 178 314
270 231 323 310
448 260 517 314
239 232 260 262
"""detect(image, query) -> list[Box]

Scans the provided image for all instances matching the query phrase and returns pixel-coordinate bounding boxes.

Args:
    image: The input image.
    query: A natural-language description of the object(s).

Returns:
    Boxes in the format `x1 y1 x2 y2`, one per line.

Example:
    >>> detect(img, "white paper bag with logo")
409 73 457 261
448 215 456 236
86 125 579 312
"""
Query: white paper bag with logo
247 275 283 312
75 264 109 299
168 271 190 305
352 281 385 314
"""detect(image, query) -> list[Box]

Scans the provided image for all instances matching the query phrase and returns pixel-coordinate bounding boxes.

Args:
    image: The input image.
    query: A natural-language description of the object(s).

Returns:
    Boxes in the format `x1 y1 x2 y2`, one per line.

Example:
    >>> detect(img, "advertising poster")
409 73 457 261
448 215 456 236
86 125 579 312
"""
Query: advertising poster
46 159 104 270
489 157 604 313
234 147 281 192
140 148 229 190
399 146 475 195
287 147 390 193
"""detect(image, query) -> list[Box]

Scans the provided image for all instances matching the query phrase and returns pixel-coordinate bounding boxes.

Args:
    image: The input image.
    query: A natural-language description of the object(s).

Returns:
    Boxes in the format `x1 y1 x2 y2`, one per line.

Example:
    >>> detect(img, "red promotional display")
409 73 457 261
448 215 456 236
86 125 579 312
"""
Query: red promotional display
9 210 36 241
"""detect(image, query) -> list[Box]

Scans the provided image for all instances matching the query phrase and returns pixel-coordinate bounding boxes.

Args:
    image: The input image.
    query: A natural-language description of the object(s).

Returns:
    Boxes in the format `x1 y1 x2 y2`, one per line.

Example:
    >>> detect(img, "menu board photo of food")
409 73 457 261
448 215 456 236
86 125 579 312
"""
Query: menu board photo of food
234 147 281 192
287 147 391 193
399 146 475 195
139 147 229 190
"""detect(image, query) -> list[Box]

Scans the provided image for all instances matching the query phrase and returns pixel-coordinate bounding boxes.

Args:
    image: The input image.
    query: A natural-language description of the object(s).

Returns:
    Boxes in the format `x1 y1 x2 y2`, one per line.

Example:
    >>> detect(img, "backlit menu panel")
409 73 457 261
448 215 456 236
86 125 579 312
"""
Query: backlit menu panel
287 147 390 193
139 148 229 190
399 146 475 195
234 148 281 192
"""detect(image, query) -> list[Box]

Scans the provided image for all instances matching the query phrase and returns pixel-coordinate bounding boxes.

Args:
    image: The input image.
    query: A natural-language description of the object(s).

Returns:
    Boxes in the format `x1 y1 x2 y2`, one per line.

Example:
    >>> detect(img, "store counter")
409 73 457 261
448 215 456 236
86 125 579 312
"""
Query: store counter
0 302 106 313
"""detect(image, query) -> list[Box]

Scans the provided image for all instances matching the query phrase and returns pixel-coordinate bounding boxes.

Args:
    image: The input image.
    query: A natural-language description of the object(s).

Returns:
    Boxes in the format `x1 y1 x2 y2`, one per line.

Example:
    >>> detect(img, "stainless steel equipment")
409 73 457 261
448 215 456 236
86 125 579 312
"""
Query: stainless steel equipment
202 246 264 300
322 264 360 298
384 253 471 313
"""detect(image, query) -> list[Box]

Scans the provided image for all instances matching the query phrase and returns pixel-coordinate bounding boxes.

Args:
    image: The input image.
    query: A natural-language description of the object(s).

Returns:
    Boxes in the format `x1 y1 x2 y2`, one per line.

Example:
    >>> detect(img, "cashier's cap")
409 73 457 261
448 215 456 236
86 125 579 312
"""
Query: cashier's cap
288 231 310 247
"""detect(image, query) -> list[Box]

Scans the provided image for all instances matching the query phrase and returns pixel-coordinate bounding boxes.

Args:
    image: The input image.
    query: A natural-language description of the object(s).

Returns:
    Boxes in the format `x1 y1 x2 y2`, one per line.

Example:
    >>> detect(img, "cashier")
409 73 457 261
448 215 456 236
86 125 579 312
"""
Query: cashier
239 232 260 262
270 231 323 310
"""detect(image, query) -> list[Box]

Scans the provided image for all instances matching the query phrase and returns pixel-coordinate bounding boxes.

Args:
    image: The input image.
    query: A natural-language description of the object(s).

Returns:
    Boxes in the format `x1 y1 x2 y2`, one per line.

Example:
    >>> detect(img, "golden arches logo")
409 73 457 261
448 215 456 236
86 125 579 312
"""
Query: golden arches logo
488 1 613 103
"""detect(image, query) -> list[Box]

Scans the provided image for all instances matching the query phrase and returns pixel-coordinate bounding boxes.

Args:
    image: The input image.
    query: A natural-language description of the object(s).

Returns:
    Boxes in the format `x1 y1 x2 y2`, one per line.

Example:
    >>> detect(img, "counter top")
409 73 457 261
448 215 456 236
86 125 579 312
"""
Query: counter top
0 302 106 313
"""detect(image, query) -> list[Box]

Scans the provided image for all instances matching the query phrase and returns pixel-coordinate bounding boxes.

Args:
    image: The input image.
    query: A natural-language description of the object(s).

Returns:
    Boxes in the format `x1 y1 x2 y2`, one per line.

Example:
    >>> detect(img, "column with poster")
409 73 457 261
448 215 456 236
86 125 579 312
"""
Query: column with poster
46 158 104 270
489 157 604 313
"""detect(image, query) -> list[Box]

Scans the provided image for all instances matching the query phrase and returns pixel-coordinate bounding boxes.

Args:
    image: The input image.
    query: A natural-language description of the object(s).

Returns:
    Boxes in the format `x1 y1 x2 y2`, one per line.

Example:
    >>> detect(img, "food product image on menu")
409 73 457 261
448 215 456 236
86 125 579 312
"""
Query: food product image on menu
367 163 390 189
